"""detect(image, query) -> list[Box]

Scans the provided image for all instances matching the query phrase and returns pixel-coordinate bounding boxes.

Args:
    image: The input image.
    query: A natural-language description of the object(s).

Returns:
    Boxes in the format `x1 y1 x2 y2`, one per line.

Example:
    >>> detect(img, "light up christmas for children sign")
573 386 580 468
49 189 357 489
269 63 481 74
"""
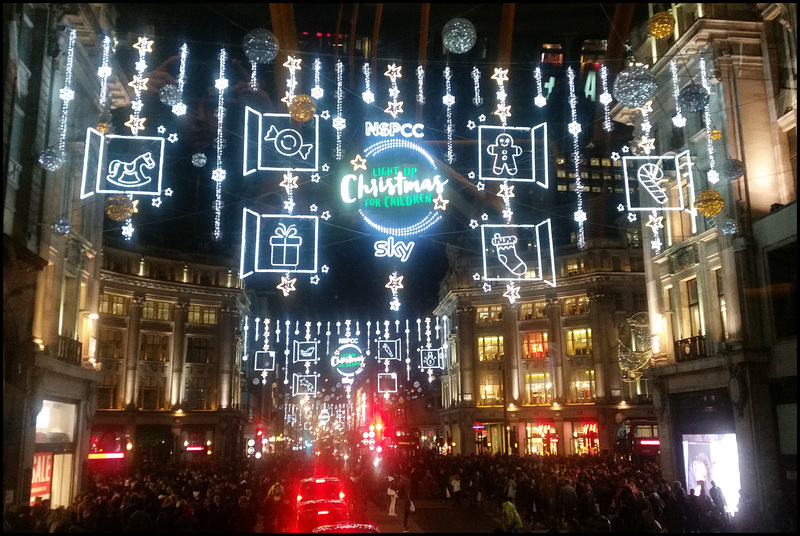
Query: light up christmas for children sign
331 342 366 380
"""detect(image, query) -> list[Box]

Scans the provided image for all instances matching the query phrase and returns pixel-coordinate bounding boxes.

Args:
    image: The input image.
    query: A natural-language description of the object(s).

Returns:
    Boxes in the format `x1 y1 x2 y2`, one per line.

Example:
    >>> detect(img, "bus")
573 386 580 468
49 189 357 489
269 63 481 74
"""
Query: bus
616 419 660 463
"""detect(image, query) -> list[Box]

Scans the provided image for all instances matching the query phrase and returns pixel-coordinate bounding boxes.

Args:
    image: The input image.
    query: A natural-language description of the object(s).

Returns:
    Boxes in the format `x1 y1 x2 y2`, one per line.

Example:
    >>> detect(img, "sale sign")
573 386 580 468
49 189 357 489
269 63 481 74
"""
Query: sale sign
30 452 53 505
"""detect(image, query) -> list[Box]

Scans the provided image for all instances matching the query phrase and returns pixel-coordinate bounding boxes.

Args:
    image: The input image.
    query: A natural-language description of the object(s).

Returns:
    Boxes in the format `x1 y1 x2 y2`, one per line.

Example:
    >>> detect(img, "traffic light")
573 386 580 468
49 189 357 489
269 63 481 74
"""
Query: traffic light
256 428 264 439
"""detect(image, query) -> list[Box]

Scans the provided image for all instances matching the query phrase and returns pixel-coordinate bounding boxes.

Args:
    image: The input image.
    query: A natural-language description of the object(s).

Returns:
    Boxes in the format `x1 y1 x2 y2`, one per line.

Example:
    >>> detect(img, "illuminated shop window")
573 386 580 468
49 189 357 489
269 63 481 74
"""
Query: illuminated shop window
522 331 549 359
570 370 596 402
478 372 503 406
566 328 592 355
477 335 504 361
476 305 503 323
524 373 552 405
563 295 589 315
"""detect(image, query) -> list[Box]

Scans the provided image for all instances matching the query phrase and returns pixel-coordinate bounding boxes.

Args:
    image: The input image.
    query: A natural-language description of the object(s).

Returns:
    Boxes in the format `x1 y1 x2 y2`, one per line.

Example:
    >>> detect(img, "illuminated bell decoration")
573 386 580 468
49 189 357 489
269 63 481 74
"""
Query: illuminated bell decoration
710 129 722 141
191 153 208 167
242 28 279 64
95 122 110 134
288 94 316 122
612 65 657 108
648 12 675 39
105 195 136 222
723 159 745 180
38 145 65 172
695 189 725 217
677 83 709 112
442 18 477 54
159 84 181 106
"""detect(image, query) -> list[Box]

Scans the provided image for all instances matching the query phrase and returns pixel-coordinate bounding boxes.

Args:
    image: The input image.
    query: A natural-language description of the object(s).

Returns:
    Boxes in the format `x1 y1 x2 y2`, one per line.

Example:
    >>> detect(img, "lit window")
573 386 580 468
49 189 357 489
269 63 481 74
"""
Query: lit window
563 295 589 315
476 305 503 323
566 328 592 355
478 336 504 361
524 373 552 405
522 332 549 359
479 372 503 405
570 370 595 402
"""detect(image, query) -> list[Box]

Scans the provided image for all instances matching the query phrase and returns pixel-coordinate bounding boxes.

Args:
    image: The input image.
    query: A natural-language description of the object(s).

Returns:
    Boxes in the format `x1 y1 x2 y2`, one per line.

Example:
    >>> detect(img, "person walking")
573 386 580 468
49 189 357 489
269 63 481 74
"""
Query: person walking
387 475 398 516
502 496 524 533
398 475 413 533
452 473 463 507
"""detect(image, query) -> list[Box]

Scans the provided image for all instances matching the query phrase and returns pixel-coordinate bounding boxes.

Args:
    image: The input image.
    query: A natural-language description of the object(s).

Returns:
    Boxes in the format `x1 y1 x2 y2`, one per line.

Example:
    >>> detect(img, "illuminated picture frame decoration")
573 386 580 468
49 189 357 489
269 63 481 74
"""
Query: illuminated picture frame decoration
477 124 549 188
292 373 318 397
240 209 319 278
242 107 319 175
623 150 694 212
377 338 402 361
80 128 165 199
293 340 319 364
377 372 398 394
480 220 556 286
419 347 444 370
253 350 276 372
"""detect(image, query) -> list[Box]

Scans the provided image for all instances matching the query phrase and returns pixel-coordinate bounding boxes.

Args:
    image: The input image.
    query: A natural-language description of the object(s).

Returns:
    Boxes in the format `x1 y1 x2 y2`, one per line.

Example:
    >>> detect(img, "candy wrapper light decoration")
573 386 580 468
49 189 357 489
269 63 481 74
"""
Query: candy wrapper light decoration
648 12 675 39
289 94 316 122
242 28 279 63
694 189 725 217
442 18 477 54
612 65 657 108
723 159 745 181
159 84 181 106
105 195 136 222
677 83 709 112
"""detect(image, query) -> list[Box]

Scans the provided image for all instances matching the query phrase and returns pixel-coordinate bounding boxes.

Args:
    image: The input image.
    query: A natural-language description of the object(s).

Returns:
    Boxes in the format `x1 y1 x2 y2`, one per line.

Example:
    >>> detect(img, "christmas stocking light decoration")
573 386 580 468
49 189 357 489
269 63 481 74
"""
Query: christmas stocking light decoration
492 234 527 276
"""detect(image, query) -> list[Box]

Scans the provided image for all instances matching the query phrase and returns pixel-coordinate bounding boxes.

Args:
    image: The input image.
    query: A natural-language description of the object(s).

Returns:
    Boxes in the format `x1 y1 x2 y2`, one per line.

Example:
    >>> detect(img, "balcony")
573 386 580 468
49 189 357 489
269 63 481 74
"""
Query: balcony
55 335 83 366
673 334 707 362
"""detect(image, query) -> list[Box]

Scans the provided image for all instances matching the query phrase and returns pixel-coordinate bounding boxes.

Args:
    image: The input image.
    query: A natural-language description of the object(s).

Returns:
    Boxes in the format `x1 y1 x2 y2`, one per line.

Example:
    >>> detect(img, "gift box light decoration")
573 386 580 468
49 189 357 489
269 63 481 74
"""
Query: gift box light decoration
442 17 477 54
694 189 725 217
613 63 657 109
648 11 675 39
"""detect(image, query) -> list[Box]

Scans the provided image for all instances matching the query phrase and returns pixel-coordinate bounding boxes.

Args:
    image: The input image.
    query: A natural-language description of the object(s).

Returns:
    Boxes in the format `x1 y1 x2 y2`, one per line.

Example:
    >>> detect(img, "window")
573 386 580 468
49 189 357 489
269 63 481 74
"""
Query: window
714 269 728 340
565 260 583 277
563 295 589 315
476 305 503 323
518 301 547 319
686 278 701 336
602 158 612 167
557 183 568 192
566 328 592 355
478 372 503 405
98 328 124 359
522 332 549 359
767 242 797 340
187 337 216 364
187 304 218 324
524 373 552 405
137 376 166 410
570 370 596 402
97 374 120 409
477 336 504 361
184 376 214 410
141 333 170 362
142 300 173 321
633 292 648 312
100 294 129 316
590 158 600 166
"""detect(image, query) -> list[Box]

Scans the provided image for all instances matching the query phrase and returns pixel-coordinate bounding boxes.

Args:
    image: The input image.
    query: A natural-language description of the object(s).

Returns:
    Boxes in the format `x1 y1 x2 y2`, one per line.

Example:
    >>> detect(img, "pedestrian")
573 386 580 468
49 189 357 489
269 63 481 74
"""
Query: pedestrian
452 473 463 507
398 475 413 533
505 473 518 505
502 496 524 533
387 475 398 516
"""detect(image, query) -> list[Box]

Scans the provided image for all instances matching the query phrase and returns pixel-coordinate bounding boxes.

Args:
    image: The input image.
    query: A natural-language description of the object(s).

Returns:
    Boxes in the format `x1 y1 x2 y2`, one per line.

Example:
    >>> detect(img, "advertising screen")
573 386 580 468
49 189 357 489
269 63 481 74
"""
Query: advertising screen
682 433 741 515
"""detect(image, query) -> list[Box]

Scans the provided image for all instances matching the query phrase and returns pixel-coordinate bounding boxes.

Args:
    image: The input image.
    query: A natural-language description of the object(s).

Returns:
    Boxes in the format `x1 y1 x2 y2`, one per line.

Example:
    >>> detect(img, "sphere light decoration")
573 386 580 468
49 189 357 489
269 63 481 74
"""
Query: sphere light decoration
288 94 316 122
442 18 477 54
648 11 675 39
612 65 657 108
159 84 182 106
720 219 738 235
694 189 725 217
53 219 72 235
723 159 745 181
95 122 110 135
710 129 722 141
192 153 208 168
38 145 65 172
105 195 136 222
242 28 279 64
677 83 709 112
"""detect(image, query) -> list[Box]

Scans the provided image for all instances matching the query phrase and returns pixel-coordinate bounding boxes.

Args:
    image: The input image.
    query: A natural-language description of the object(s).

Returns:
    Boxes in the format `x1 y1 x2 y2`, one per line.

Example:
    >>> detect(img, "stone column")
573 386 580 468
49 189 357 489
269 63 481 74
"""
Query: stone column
456 306 476 406
170 301 189 409
217 305 236 409
124 295 145 409
502 303 520 403
546 296 564 402
589 289 615 402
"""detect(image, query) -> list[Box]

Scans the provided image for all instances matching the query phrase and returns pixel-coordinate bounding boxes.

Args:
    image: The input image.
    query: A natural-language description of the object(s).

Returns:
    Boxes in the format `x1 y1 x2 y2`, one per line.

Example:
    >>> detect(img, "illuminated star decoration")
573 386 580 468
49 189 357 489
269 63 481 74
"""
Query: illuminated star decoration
277 273 297 296
310 173 321 183
168 133 178 143
491 67 511 125
310 275 320 285
433 194 449 211
482 282 492 292
151 197 162 207
321 211 331 220
503 282 521 304
132 36 154 54
361 62 375 103
280 172 299 194
473 273 481 281
467 120 476 130
121 221 135 239
385 271 404 310
646 212 664 234
617 203 626 212
124 115 146 135
320 110 331 120
157 125 167 134
469 219 479 229
321 265 329 273
350 154 367 171
477 182 485 191
627 212 638 222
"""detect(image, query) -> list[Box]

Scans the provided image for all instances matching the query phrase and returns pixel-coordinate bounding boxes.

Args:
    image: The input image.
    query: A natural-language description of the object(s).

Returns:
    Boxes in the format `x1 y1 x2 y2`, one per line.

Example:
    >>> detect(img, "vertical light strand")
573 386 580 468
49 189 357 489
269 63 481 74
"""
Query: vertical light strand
670 59 686 127
384 63 403 119
97 34 112 108
416 65 425 104
599 64 613 131
700 57 719 184
443 66 455 164
361 62 374 103
311 58 324 99
242 316 250 362
533 65 547 108
282 55 301 107
173 43 188 115
58 28 77 154
567 67 586 249
334 60 345 160
471 66 483 106
491 67 510 126
212 48 228 240
249 61 258 91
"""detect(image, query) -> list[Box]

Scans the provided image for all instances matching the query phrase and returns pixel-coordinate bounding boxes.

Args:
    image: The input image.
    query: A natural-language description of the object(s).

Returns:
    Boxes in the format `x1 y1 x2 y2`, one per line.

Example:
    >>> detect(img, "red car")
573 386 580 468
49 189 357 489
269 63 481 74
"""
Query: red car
296 499 349 533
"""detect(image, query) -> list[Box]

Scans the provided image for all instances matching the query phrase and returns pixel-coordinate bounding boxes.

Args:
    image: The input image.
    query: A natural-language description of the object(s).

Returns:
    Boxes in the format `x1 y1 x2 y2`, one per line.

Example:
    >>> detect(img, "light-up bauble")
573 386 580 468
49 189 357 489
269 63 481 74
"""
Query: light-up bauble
710 129 722 141
288 94 316 122
648 12 675 39
159 84 181 106
242 28 279 63
442 18 477 54
105 195 136 221
677 83 709 112
192 153 208 167
38 145 65 171
723 159 745 180
612 65 657 108
720 219 738 235
695 189 725 217
53 219 72 235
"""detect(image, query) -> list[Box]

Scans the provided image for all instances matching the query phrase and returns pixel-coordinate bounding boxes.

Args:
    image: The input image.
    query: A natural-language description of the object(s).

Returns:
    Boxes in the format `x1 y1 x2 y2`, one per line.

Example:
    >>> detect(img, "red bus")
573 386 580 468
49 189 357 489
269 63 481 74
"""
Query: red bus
616 419 660 463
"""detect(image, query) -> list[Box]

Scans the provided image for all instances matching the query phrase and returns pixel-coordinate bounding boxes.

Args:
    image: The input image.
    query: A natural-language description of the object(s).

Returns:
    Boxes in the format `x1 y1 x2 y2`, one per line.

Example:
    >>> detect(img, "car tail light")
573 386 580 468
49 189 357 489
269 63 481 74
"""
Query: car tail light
339 491 345 500
315 478 326 483
318 510 330 515
297 494 303 503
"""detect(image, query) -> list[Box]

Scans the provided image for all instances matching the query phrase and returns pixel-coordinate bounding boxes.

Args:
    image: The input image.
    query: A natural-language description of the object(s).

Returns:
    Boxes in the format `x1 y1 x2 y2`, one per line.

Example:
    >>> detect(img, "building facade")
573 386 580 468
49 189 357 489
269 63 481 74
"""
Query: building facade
611 3 796 530
90 242 251 469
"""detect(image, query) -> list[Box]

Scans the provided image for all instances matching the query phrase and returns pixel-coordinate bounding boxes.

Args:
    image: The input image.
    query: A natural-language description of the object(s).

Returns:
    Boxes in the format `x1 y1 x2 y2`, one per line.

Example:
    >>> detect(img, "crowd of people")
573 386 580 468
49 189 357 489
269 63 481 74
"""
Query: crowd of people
2 449 773 533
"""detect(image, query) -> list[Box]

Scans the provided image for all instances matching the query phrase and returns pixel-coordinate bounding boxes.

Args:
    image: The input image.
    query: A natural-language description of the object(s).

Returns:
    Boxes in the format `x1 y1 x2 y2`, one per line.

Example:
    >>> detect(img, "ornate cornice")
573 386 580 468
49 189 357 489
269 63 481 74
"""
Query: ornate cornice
101 271 246 299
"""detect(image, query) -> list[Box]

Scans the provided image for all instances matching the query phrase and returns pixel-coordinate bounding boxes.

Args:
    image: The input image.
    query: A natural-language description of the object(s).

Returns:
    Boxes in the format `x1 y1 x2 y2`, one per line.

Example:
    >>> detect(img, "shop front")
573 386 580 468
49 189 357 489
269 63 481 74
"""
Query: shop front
32 400 79 507
571 421 600 456
525 422 559 455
